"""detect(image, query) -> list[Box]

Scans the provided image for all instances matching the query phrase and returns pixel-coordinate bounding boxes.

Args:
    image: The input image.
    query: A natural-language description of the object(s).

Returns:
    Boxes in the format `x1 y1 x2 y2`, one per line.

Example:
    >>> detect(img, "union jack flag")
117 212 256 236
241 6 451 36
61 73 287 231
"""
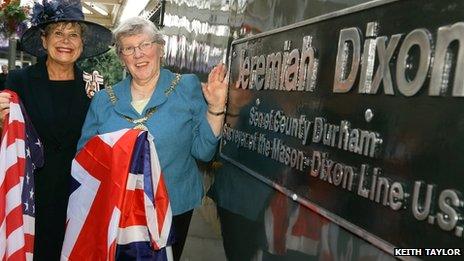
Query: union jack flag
0 90 44 260
61 129 174 260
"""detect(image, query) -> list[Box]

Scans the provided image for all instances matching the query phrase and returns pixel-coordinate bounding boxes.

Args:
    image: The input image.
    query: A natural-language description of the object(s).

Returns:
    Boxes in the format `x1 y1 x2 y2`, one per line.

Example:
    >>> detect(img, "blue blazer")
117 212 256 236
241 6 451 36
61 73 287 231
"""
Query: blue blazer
78 68 219 215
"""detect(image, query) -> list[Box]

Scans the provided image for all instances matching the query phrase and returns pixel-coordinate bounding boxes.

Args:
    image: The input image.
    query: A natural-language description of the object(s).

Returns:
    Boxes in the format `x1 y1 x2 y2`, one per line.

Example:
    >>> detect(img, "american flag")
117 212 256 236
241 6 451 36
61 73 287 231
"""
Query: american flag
0 91 44 260
61 129 174 260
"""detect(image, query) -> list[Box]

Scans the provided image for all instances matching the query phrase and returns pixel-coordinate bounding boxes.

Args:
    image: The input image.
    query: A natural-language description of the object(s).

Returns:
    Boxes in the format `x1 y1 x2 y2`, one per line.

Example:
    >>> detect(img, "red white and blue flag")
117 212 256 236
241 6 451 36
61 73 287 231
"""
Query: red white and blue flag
0 90 44 260
61 129 174 261
265 192 329 257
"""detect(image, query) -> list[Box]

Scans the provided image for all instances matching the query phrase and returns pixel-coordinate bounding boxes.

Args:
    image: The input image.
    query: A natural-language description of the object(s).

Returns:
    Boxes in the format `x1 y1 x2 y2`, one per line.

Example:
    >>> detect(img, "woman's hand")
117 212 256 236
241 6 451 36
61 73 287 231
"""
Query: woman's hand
203 63 228 137
0 92 11 122
202 63 228 113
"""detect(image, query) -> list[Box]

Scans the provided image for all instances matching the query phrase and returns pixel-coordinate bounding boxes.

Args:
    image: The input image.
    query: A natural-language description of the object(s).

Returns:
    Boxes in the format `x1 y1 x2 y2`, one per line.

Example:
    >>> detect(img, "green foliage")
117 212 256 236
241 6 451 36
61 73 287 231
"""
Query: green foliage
78 48 124 86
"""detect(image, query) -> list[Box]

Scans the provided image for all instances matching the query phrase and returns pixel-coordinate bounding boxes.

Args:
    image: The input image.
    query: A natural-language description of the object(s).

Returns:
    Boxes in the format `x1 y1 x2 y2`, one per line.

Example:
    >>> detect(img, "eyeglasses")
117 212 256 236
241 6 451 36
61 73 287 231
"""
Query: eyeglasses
120 41 157 56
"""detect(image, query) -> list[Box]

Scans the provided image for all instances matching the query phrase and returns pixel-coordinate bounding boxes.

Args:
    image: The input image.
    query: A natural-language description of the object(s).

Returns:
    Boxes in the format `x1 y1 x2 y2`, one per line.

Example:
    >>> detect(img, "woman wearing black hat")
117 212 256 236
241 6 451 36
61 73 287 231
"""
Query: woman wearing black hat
0 0 112 259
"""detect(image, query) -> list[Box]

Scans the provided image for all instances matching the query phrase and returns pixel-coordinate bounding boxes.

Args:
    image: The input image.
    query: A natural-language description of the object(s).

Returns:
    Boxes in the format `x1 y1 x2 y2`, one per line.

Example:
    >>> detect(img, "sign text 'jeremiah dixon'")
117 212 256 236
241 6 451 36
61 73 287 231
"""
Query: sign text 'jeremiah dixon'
223 4 464 250
237 21 464 98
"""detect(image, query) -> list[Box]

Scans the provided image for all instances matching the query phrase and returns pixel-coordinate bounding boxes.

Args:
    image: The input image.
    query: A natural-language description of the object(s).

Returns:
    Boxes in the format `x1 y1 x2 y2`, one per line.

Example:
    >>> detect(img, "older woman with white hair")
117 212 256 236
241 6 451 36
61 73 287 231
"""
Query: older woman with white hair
77 17 228 260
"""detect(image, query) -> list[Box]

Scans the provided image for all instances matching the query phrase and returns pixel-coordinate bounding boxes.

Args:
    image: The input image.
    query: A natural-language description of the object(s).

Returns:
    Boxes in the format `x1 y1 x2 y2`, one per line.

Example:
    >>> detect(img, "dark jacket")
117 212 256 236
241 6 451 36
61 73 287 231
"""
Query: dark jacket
0 72 7 90
5 57 90 260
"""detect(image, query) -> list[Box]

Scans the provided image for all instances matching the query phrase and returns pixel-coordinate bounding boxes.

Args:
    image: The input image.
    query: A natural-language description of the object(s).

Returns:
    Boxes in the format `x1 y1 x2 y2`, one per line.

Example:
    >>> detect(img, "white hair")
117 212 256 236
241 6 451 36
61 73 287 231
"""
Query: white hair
113 17 165 54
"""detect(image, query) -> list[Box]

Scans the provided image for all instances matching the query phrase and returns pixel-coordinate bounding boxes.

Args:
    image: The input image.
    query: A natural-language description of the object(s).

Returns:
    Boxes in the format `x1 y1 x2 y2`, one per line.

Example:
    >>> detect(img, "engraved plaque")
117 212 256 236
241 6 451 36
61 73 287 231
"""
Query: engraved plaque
221 0 464 253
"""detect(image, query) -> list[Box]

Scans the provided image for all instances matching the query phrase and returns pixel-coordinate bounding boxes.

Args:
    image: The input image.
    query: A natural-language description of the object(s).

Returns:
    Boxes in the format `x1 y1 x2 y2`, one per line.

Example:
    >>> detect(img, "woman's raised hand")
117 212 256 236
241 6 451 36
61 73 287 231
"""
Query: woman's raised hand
202 63 228 113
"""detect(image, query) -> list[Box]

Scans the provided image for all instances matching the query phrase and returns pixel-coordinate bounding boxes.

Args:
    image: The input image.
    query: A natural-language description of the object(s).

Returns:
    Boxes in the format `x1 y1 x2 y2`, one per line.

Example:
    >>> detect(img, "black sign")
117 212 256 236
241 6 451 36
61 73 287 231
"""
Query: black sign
221 0 464 253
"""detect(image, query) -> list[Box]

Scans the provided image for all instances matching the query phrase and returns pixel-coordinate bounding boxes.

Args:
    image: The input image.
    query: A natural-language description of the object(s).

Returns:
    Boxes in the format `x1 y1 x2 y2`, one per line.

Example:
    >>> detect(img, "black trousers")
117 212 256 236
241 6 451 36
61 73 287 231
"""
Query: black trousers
172 210 194 261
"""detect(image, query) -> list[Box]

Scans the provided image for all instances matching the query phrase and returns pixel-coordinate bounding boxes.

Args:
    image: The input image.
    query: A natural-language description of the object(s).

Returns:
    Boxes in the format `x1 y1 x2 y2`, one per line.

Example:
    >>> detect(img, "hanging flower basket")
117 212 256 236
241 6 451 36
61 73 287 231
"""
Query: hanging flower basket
0 0 30 38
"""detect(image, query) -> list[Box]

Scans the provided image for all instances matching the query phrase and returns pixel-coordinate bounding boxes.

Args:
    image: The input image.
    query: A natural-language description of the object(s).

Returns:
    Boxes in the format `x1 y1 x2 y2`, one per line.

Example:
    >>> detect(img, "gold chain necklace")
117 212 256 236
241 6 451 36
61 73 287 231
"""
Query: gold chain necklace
120 107 157 130
105 74 181 130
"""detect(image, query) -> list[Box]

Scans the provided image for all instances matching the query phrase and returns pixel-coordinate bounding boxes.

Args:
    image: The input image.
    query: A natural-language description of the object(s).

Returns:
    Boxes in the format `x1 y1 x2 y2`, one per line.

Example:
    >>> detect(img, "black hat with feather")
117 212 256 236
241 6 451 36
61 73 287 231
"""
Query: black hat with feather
21 0 113 59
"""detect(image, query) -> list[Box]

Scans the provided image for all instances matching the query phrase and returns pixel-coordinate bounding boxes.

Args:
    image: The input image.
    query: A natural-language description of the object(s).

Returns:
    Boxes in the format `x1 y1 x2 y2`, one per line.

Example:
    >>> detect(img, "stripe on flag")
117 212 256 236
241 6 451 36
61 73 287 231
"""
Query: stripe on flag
0 90 43 260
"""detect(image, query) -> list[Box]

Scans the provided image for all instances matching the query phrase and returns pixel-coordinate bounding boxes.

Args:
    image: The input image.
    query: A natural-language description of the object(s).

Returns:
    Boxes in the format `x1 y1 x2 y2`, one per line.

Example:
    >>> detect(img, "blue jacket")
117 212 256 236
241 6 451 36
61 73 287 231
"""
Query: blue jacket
78 68 219 215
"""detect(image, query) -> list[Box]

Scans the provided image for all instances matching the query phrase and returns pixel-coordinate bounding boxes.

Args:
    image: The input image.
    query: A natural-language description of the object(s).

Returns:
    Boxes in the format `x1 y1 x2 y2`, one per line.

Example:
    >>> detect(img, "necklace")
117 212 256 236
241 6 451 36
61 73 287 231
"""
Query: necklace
120 107 157 130
105 73 182 130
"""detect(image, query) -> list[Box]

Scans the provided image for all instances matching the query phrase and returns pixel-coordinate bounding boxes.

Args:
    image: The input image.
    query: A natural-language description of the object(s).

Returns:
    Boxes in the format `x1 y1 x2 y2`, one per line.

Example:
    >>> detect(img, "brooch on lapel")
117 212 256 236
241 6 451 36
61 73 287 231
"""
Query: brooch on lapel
83 70 104 98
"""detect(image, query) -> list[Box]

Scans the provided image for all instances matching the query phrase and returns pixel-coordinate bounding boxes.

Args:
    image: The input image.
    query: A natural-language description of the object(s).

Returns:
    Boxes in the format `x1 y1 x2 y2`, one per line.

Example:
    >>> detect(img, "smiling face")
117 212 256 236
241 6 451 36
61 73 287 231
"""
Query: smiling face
41 22 83 65
119 33 163 84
